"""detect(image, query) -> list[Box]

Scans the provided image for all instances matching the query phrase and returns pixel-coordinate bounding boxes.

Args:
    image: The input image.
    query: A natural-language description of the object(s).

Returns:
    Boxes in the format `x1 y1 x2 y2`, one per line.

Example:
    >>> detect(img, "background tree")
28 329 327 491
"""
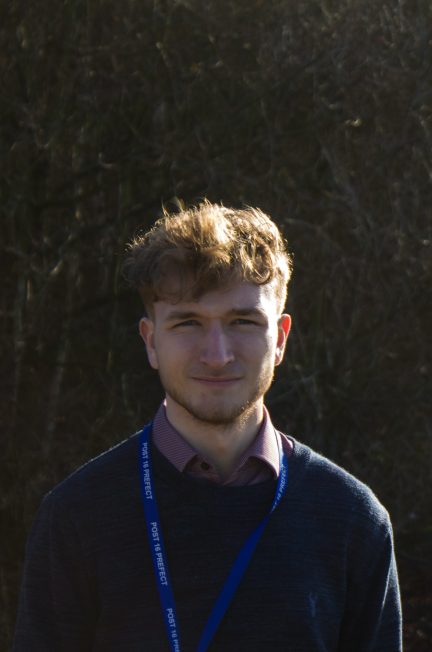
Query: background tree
1 0 431 648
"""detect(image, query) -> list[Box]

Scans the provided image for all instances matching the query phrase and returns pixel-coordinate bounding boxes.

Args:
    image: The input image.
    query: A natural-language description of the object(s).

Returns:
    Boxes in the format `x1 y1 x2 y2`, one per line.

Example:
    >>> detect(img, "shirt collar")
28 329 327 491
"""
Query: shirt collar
152 400 280 478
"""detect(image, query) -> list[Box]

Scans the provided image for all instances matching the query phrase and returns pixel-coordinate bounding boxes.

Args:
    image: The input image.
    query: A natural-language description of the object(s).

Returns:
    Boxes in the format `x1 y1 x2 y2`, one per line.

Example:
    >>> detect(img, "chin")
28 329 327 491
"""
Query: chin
186 399 259 426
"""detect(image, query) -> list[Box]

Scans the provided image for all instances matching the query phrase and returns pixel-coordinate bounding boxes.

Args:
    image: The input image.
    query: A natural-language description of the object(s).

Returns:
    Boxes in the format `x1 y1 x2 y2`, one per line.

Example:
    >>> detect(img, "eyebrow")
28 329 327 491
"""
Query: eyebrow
228 307 268 318
164 310 201 322
164 307 268 322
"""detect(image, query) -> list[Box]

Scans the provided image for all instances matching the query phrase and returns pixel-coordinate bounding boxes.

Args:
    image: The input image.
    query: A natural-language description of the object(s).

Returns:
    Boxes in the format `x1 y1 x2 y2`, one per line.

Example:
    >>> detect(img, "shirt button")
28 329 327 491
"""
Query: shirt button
200 462 211 471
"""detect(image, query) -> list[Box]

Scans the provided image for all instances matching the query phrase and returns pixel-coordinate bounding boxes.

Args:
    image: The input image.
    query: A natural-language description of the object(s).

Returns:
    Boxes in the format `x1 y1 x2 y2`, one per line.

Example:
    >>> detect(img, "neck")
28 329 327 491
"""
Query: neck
165 399 264 479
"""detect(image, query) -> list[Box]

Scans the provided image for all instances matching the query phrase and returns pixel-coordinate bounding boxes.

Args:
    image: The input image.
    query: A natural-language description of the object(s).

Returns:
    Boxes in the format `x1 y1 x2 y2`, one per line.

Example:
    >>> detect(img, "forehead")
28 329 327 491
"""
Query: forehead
152 282 278 321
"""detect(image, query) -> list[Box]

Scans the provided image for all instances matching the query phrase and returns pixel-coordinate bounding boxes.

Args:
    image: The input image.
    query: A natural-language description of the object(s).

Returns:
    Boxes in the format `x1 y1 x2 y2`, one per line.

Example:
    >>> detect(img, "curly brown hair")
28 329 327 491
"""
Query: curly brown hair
124 201 293 314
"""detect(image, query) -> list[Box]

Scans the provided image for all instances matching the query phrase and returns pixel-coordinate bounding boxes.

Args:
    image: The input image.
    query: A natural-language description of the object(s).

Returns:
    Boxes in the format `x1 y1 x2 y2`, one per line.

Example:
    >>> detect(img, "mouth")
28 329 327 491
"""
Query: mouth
191 377 241 386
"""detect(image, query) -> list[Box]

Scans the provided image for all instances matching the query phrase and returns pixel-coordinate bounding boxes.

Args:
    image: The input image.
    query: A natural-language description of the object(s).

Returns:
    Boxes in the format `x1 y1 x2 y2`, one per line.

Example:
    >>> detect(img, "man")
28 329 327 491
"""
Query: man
14 201 402 651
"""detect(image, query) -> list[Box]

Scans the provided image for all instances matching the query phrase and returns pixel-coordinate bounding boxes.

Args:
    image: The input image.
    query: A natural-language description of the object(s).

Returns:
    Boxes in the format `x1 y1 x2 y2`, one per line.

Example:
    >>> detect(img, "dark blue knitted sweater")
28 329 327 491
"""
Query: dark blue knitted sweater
13 433 402 651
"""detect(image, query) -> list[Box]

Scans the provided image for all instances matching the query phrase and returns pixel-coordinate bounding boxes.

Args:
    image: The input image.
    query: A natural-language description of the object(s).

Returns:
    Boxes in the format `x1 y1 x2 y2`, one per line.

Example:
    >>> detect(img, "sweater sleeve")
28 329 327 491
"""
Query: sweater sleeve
338 508 402 652
13 491 96 652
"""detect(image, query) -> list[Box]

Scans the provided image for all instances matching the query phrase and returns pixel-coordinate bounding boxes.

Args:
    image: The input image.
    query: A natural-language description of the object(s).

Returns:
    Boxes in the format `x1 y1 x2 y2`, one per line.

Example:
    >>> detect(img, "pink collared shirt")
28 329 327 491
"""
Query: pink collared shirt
152 402 293 486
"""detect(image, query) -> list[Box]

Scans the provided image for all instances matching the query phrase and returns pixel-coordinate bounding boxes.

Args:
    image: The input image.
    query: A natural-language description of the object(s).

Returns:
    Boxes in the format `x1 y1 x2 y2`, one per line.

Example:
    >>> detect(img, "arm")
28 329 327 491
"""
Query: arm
13 491 96 652
339 511 402 652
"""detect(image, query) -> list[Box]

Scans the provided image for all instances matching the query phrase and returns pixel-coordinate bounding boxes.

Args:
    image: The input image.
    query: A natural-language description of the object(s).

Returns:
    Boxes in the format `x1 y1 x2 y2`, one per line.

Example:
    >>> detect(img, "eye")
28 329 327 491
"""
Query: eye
172 319 200 328
232 318 257 326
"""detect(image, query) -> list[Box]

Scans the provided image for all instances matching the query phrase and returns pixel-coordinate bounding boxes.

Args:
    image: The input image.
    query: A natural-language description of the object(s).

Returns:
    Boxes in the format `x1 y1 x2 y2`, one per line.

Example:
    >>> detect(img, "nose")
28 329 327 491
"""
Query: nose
199 323 234 369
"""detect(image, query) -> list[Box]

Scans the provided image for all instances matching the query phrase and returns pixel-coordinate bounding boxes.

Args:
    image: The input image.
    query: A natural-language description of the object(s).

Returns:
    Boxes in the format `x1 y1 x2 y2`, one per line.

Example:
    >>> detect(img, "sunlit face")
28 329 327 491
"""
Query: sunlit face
139 282 291 427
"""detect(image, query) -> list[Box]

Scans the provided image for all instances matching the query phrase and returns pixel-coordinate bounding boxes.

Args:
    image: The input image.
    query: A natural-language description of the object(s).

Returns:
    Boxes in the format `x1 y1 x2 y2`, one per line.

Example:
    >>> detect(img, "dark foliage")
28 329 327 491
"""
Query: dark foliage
1 1 431 648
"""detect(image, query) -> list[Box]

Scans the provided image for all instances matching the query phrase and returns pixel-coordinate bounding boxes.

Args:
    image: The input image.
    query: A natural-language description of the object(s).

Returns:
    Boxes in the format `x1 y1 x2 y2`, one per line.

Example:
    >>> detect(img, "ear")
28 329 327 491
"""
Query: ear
139 317 159 370
274 314 291 366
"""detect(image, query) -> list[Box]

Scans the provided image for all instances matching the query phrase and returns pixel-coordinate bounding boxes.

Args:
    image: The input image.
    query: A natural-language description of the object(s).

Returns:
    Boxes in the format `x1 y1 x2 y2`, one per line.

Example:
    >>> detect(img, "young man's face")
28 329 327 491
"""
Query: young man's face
139 281 291 427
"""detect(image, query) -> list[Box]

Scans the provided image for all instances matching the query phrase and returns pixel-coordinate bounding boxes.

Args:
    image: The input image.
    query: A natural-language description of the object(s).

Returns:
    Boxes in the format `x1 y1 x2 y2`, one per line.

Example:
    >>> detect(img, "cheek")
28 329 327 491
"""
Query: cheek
147 332 165 370
261 337 279 366
147 346 159 370
242 336 275 363
154 336 193 369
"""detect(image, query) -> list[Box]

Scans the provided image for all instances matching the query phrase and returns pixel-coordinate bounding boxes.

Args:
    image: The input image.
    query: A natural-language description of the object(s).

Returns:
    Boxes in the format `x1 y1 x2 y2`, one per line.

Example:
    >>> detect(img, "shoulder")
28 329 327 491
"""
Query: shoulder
41 430 142 516
282 434 391 531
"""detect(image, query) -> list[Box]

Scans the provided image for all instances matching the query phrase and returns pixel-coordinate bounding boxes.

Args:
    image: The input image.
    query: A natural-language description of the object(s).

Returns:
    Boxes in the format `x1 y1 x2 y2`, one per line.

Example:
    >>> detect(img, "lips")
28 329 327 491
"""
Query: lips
191 376 241 385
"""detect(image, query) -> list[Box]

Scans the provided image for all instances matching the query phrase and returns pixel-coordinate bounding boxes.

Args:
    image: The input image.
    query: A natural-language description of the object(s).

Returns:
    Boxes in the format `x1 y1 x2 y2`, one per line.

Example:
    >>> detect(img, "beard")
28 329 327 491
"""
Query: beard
158 363 275 426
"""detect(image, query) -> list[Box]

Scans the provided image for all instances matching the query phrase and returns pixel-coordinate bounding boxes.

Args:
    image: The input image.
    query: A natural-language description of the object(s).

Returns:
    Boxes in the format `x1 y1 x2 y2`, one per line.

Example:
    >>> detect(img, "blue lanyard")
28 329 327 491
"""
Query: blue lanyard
139 423 289 652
